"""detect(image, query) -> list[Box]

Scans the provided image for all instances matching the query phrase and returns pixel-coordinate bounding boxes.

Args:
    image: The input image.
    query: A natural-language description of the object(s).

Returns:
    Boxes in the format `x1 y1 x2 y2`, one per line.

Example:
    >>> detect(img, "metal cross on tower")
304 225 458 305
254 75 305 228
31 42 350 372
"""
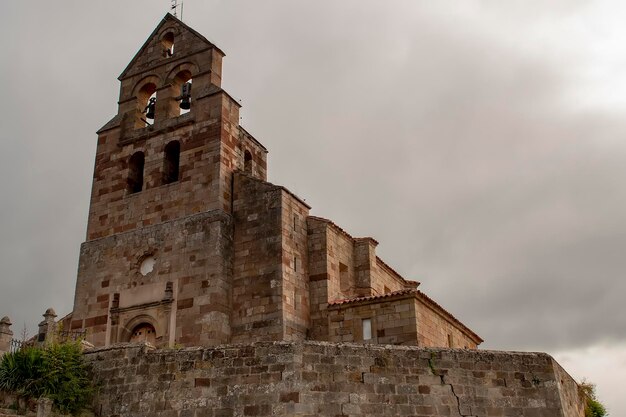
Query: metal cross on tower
171 0 184 20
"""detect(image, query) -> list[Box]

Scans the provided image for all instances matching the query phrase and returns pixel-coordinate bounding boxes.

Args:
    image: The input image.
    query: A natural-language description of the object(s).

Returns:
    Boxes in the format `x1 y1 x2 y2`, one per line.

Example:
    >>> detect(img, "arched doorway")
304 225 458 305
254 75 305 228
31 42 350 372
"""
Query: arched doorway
129 323 156 344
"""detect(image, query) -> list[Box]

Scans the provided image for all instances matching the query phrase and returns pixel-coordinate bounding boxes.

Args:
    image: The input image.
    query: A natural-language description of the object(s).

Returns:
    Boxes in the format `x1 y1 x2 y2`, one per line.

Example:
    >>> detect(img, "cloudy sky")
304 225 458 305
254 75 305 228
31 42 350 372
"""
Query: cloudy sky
1 0 624 413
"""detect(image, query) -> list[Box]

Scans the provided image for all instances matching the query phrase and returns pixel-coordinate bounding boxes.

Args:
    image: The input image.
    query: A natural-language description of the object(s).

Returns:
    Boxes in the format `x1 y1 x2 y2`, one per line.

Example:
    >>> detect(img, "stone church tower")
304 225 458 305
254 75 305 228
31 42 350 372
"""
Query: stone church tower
70 14 482 350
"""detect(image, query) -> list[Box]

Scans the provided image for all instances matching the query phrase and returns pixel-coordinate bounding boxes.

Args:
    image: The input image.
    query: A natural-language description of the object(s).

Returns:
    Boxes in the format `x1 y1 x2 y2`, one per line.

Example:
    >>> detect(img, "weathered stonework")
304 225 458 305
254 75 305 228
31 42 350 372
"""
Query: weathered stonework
68 13 483 350
85 341 585 417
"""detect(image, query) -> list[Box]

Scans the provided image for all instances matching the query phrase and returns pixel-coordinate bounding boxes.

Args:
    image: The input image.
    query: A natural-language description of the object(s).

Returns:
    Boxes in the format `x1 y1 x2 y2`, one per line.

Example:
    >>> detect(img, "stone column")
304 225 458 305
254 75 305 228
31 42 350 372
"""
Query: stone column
37 308 57 346
0 316 13 354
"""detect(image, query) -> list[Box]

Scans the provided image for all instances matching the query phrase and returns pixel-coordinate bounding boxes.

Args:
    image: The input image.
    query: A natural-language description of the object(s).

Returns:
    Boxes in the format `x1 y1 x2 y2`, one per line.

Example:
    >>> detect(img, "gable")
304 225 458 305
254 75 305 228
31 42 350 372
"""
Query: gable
119 13 225 80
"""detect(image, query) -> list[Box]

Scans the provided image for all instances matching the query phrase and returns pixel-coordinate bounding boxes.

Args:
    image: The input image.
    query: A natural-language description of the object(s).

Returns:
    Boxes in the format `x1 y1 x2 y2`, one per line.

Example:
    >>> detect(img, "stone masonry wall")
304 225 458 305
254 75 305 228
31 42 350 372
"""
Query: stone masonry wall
415 296 479 350
306 218 330 341
72 210 233 347
326 295 419 345
280 192 311 340
231 174 284 342
86 341 585 417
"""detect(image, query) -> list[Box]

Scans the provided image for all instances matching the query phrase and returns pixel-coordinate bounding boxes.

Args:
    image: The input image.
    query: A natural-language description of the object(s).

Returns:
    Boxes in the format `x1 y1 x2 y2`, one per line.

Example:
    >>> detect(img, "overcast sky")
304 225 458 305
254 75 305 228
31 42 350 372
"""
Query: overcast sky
1 1 624 414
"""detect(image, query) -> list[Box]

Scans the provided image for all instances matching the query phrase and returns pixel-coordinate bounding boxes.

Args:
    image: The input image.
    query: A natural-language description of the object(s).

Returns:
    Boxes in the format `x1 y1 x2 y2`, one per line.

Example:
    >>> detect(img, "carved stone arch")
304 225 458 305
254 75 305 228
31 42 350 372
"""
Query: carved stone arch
165 62 199 83
158 27 180 58
131 74 163 98
165 63 199 117
131 75 163 127
120 314 161 343
158 25 181 39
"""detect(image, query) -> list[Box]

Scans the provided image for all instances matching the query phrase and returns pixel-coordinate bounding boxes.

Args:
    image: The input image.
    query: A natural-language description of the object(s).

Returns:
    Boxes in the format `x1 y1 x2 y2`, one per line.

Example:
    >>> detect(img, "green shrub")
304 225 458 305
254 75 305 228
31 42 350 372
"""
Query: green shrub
579 381 608 417
0 346 46 400
0 341 93 415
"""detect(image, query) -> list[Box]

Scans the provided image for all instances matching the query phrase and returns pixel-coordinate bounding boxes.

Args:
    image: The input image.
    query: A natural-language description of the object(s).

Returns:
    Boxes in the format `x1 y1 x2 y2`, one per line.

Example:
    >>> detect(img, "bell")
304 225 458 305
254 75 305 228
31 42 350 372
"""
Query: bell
179 82 192 110
179 96 191 110
145 97 156 120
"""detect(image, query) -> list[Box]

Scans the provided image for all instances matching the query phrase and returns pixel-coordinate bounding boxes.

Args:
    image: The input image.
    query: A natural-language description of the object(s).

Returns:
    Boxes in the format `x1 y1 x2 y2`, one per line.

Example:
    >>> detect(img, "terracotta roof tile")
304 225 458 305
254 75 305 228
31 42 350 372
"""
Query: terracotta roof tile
328 289 483 344
329 288 418 306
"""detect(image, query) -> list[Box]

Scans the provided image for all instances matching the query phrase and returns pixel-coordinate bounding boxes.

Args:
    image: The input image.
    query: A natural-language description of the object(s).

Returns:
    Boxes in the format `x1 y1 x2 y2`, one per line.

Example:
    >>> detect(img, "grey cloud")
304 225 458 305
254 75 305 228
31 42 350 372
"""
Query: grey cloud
1 0 624 356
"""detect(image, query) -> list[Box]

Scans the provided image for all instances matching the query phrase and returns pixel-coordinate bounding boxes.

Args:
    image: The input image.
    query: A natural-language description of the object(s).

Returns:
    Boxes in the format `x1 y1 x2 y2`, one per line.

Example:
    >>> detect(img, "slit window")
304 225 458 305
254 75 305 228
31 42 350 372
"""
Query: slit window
128 152 145 194
244 150 252 173
163 141 180 184
293 256 299 272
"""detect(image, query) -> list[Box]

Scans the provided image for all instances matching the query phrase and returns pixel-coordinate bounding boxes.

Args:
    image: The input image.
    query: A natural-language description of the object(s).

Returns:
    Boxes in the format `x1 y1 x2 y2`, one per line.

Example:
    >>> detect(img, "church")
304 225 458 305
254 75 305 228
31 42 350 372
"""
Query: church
67 14 482 350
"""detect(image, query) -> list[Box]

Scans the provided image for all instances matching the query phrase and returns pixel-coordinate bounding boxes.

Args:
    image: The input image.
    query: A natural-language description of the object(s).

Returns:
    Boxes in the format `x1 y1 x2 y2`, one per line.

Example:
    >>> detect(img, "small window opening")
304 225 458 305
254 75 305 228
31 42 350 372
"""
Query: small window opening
362 318 372 341
163 141 180 184
162 32 175 57
293 256 299 272
244 150 252 174
293 214 298 231
383 286 390 294
127 152 145 194
447 334 454 348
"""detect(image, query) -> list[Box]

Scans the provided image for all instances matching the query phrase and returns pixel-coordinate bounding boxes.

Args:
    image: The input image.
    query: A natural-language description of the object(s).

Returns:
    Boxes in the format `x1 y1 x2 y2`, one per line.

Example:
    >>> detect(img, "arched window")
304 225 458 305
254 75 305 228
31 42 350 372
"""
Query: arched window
136 83 157 128
163 141 180 184
244 150 252 174
161 32 175 57
127 152 145 194
171 70 192 116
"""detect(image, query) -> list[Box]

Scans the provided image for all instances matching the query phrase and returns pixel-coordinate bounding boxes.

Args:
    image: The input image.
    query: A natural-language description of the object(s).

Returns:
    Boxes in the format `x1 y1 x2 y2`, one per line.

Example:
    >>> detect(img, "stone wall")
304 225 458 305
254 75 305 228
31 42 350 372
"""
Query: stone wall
85 341 585 417
231 174 285 342
327 294 419 345
279 191 311 341
414 293 480 349
72 210 232 347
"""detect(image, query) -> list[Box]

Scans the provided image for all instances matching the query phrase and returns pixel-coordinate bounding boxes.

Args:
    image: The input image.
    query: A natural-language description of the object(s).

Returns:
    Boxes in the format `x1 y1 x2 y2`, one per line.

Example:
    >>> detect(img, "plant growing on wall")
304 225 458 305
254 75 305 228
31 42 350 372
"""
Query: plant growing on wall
579 381 608 417
0 341 93 415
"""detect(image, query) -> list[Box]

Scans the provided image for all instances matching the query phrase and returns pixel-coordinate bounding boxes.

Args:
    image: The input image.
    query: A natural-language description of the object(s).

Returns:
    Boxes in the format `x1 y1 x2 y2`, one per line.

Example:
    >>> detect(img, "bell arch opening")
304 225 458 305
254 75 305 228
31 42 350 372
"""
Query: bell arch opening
136 82 157 128
161 32 175 57
170 70 193 117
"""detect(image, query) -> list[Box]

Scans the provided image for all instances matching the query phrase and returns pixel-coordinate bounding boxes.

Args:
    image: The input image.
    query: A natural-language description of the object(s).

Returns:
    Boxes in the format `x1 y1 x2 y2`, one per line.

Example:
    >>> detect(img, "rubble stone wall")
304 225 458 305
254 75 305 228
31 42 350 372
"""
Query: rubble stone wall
86 341 585 417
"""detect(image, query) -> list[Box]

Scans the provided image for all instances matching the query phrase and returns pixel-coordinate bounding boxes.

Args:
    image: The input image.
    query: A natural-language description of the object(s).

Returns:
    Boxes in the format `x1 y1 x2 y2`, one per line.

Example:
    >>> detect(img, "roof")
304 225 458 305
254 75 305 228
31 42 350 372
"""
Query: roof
308 216 378 245
235 171 312 209
119 13 225 80
329 288 417 306
328 289 483 344
307 216 419 287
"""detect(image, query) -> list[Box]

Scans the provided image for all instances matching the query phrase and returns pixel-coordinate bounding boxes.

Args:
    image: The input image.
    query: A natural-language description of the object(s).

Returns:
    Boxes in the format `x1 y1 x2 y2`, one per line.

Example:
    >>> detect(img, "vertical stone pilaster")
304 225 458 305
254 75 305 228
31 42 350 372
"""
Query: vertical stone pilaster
354 238 378 297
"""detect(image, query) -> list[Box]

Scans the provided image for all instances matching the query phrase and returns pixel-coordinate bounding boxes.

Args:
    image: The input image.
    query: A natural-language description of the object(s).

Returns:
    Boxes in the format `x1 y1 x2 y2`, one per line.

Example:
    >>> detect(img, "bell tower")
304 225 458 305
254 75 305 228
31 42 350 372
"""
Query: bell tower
70 14 268 347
